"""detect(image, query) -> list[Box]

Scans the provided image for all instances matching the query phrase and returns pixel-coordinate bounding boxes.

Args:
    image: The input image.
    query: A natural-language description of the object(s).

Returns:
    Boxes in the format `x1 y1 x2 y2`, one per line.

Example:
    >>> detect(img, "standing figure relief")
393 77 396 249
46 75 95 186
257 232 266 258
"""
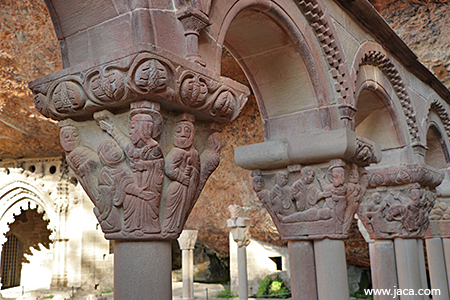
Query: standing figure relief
94 101 164 236
162 113 201 236
60 121 101 202
61 100 222 240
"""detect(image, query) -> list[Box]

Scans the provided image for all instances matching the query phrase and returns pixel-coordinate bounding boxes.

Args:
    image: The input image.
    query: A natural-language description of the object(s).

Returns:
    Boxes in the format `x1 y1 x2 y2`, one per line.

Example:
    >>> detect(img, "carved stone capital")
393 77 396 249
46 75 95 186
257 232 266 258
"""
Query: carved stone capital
29 44 249 123
425 197 450 238
227 205 251 247
59 101 222 241
358 184 437 239
251 160 368 240
178 230 199 250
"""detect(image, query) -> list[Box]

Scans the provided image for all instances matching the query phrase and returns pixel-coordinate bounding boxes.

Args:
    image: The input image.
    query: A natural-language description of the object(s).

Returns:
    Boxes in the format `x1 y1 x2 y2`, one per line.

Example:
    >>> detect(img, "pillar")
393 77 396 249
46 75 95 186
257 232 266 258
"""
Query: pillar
357 165 443 300
30 17 250 297
443 239 450 291
425 238 449 300
178 230 198 300
315 239 349 300
372 240 398 300
228 205 251 300
114 241 172 300
288 241 317 300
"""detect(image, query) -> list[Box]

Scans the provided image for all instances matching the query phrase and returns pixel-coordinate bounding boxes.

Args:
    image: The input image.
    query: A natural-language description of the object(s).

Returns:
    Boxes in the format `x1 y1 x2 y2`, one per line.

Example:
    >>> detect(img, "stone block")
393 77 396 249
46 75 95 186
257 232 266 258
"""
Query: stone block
65 31 89 66
88 14 133 60
151 10 185 57
51 0 119 37
132 9 154 44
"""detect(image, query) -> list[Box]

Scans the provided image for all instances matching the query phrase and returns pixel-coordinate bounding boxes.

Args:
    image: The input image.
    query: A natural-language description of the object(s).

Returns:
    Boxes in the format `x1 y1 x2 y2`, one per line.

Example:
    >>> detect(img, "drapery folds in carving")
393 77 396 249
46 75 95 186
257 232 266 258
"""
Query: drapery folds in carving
358 164 444 239
59 98 223 241
252 159 369 240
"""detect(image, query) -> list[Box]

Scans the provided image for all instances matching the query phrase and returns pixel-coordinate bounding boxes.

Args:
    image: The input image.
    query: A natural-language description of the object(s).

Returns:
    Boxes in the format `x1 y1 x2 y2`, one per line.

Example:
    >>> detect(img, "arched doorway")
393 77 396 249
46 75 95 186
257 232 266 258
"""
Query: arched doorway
1 205 52 289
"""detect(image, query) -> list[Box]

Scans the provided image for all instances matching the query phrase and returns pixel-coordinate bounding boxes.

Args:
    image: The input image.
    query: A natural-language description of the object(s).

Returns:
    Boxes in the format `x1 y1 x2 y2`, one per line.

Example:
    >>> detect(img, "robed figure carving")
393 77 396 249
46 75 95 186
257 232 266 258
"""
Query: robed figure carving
162 113 201 236
95 101 164 236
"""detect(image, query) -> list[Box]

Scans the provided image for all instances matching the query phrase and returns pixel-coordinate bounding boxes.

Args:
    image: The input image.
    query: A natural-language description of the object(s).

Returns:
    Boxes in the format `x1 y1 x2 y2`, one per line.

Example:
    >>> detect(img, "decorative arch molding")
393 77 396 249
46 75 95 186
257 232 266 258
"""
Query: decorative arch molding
295 0 353 106
425 95 450 141
0 180 57 245
352 42 420 145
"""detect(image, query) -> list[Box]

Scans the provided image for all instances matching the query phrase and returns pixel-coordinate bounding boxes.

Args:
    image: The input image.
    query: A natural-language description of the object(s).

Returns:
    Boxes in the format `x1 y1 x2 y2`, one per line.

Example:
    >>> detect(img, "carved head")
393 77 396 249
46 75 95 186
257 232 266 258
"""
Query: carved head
129 114 154 146
348 163 359 184
60 125 81 152
98 140 125 167
275 171 289 187
252 175 265 192
301 167 315 184
371 192 381 205
328 160 346 187
174 113 195 149
408 183 422 202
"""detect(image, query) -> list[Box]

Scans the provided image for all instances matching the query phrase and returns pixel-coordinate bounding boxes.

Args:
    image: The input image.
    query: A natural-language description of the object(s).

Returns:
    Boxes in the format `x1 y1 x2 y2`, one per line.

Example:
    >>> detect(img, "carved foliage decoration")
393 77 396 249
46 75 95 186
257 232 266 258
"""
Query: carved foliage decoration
426 198 450 238
30 50 249 123
367 164 444 189
358 51 420 144
358 184 436 239
427 99 450 139
59 101 222 240
251 160 368 240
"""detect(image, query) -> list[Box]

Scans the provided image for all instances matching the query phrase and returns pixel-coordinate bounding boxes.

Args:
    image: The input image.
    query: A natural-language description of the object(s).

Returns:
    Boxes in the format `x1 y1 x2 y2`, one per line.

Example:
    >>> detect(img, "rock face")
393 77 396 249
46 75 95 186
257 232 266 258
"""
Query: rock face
369 0 450 88
2 0 447 270
0 0 62 159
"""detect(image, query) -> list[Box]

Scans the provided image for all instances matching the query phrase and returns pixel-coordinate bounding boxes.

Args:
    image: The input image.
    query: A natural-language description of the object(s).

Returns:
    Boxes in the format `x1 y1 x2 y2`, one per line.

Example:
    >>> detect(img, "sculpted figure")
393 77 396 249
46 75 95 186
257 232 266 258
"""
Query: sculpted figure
59 121 100 201
343 164 363 231
162 113 201 236
324 161 348 231
292 167 328 211
270 171 296 218
252 173 279 221
95 140 128 233
94 101 164 235
387 183 426 234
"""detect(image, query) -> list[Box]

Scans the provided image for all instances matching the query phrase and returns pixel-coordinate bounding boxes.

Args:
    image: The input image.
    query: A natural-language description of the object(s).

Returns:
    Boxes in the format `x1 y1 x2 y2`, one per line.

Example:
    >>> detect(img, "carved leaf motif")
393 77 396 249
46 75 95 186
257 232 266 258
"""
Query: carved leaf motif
134 59 168 92
180 76 208 107
91 70 125 101
52 81 86 113
211 90 235 119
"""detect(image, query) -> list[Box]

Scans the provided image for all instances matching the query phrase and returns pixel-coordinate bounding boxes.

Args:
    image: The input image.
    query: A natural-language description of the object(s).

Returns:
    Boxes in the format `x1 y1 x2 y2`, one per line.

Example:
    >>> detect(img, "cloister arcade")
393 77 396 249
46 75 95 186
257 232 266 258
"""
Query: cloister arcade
3 0 450 299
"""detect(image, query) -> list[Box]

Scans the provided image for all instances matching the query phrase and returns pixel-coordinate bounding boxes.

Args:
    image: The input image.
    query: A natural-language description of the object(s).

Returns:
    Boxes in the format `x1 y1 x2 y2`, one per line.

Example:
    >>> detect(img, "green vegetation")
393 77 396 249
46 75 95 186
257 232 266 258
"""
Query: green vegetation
44 296 54 299
101 290 113 294
215 287 237 298
256 275 291 298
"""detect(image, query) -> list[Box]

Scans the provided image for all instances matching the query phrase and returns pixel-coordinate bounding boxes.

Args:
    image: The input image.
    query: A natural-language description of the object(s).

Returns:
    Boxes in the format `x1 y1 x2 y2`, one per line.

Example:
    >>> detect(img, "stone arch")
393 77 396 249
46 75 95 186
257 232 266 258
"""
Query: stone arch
352 42 420 147
0 180 56 245
424 96 450 169
207 0 344 137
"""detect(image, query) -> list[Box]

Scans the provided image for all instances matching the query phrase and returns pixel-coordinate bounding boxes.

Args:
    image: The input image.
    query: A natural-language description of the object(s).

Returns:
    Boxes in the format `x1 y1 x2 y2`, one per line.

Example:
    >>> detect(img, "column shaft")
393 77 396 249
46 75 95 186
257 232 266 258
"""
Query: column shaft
182 249 194 300
372 240 398 300
425 238 450 300
394 238 423 300
368 243 379 300
238 246 248 300
114 241 172 300
314 239 349 300
288 240 317 300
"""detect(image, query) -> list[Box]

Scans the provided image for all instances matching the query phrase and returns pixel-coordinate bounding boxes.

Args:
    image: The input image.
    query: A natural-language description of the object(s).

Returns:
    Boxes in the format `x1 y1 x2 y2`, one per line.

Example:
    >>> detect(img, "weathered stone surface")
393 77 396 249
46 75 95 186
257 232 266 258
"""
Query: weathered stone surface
369 0 450 89
0 0 62 158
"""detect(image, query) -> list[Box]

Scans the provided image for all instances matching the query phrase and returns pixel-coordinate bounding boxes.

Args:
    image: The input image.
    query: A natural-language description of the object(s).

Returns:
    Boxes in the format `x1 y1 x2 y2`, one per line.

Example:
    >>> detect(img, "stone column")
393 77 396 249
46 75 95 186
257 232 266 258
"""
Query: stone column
424 192 450 299
29 28 250 299
425 238 449 300
177 230 198 300
228 205 251 300
358 164 443 300
235 132 381 300
51 183 69 288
